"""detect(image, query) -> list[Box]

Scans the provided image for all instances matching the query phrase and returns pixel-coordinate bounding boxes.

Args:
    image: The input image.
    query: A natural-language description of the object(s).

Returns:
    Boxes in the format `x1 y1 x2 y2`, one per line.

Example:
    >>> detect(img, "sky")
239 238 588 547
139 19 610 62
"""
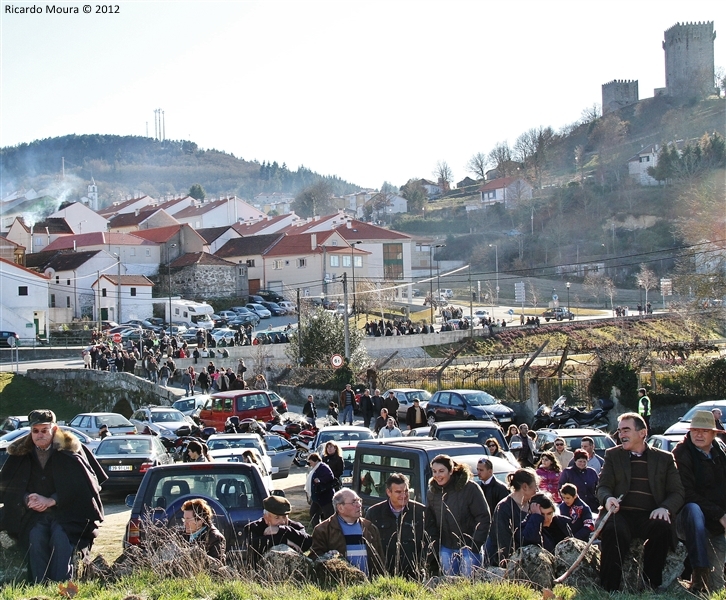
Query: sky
1 0 724 191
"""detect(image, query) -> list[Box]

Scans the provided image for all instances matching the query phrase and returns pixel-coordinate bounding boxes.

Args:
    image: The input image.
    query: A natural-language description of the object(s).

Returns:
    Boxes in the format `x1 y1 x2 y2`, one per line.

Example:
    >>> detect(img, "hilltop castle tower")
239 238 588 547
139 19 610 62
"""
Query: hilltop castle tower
602 80 639 114
662 21 716 98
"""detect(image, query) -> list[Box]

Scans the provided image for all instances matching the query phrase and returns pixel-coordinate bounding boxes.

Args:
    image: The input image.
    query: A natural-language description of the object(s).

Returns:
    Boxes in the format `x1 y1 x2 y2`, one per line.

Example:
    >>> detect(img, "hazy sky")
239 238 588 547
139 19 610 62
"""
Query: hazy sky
1 0 723 190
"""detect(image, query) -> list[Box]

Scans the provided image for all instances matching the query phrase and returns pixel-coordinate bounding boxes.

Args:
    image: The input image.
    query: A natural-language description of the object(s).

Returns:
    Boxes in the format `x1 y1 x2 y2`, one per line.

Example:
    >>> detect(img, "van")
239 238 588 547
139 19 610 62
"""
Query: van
436 289 453 300
198 390 275 431
352 438 515 509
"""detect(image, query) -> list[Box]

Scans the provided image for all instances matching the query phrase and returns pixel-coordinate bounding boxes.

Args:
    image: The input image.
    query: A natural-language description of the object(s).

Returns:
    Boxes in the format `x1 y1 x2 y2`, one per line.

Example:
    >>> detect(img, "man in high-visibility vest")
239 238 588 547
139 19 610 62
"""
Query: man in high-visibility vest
638 387 651 430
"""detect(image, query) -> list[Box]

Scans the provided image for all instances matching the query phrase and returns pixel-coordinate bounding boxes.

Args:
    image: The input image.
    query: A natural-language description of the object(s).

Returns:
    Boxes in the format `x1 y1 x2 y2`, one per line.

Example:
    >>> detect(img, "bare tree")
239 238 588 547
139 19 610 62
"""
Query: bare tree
635 264 658 307
574 145 586 181
433 161 453 192
527 280 539 310
487 142 514 177
602 277 617 315
466 152 487 180
580 103 602 124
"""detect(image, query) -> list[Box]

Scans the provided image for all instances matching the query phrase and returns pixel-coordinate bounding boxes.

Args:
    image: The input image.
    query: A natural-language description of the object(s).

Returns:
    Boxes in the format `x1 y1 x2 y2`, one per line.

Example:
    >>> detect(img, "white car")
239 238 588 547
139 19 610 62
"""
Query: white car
277 301 297 315
206 433 274 491
474 309 490 319
246 303 272 319
210 328 236 344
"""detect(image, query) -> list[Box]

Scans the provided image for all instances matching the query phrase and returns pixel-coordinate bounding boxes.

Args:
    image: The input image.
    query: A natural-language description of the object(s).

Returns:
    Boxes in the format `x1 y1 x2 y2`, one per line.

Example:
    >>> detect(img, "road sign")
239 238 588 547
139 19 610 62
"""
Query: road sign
331 354 344 368
112 333 122 343
660 278 673 296
514 282 525 303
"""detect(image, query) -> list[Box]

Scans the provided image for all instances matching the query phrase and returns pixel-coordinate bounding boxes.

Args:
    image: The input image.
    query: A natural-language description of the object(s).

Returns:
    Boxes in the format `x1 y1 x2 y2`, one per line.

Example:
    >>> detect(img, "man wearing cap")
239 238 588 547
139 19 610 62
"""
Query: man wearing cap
673 410 726 593
406 398 427 431
0 409 106 583
241 495 312 567
596 412 684 592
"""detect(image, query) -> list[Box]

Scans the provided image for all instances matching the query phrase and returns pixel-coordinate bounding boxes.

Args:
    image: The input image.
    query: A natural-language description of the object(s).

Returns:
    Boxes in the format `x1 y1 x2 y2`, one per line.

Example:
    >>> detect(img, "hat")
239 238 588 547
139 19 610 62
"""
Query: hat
689 411 719 431
28 409 56 427
413 397 420 403
263 495 291 515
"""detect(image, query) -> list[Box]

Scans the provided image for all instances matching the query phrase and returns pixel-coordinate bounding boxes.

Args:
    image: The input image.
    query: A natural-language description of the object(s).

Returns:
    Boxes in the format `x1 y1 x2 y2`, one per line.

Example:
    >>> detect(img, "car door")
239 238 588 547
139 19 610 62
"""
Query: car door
450 393 467 420
264 435 295 479
434 392 452 420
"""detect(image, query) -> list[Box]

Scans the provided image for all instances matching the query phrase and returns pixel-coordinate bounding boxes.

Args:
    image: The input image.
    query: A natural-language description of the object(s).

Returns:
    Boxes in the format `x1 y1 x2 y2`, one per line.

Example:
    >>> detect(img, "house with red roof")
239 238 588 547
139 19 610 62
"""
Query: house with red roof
173 196 265 229
5 217 74 253
50 201 109 235
215 233 285 295
232 212 301 237
96 195 155 219
126 224 206 265
107 207 178 233
478 177 532 208
0 257 49 337
92 274 155 323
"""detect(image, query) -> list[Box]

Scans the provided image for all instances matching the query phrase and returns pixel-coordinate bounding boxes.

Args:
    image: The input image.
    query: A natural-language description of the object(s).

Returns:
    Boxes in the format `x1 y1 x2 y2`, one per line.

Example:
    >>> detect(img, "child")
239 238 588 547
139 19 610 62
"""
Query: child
327 401 339 424
558 482 594 542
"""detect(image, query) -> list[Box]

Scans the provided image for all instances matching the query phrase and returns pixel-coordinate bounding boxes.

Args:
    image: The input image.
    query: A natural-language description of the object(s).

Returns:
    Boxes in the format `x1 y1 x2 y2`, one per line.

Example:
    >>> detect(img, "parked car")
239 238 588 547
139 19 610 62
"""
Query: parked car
67 412 137 438
129 407 194 440
257 289 285 303
474 309 490 320
124 462 273 549
0 331 19 348
426 420 518 466
206 433 275 488
210 327 236 344
663 400 726 435
312 425 374 455
124 319 164 333
382 388 432 422
541 307 575 322
94 434 174 491
262 434 297 479
0 426 100 469
353 438 515 509
267 391 288 413
533 428 616 459
172 395 211 418
248 295 265 304
229 306 261 326
260 301 286 316
1 415 28 432
425 389 516 425
198 390 276 431
277 301 297 315
336 441 360 487
217 310 239 323
647 434 683 453
246 303 272 319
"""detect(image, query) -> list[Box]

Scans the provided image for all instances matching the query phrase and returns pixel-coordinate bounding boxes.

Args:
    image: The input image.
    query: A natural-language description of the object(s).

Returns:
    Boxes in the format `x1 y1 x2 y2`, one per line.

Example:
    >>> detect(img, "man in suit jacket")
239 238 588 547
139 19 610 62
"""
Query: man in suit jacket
477 458 509 515
596 412 684 592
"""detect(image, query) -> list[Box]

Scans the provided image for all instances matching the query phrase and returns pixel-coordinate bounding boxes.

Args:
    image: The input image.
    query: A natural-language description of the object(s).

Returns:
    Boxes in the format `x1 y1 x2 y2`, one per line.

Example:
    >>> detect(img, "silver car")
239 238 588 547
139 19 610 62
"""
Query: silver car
67 412 137 438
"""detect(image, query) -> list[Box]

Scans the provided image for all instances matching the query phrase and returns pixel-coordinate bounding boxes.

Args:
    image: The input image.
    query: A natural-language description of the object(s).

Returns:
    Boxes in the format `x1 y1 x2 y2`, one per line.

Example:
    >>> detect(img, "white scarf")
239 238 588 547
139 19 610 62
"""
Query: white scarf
305 461 321 498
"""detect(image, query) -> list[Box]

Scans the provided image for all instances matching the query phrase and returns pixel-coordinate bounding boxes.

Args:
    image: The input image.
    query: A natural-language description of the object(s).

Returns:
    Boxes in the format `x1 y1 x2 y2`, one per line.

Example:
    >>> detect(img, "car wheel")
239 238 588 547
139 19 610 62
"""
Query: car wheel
427 413 436 426
545 318 550 322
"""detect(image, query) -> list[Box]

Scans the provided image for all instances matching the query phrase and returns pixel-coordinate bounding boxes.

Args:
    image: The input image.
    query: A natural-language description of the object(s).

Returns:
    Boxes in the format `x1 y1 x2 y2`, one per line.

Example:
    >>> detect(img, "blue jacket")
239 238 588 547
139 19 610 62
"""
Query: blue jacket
559 465 599 511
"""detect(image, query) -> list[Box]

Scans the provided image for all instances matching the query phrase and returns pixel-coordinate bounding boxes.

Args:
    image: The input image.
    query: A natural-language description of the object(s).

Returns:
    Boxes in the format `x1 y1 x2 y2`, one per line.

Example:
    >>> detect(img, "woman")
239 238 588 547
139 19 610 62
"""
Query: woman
305 453 335 527
254 373 268 390
535 451 562 502
424 454 490 576
558 449 599 511
322 441 344 480
505 424 519 444
197 369 210 394
485 468 539 566
181 498 226 564
485 438 506 459
552 437 574 470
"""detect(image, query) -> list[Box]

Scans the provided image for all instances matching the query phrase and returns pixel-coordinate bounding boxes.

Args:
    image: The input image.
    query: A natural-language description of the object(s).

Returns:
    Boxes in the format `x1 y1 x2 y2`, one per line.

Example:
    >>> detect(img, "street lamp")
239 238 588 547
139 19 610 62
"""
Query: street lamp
167 243 177 332
113 253 121 323
429 243 445 325
566 282 571 314
489 244 499 304
350 241 362 314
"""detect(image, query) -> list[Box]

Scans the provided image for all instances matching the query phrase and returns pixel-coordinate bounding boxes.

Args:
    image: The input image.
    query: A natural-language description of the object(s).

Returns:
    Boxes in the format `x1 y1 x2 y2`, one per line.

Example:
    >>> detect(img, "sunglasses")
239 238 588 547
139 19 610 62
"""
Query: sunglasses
555 442 565 447
486 443 497 448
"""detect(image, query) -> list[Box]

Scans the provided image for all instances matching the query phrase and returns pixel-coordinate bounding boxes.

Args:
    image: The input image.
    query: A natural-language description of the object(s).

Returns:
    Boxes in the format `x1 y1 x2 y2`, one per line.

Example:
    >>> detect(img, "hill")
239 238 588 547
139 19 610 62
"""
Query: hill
0 134 360 207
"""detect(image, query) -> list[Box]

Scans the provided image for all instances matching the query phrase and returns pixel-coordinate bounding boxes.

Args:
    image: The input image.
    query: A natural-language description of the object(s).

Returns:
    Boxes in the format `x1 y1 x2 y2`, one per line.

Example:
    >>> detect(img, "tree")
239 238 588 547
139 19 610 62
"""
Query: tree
466 152 487 180
580 103 601 124
635 264 658 307
487 142 514 177
285 307 365 368
433 161 453 192
380 181 398 194
188 183 206 200
400 179 426 213
291 180 336 218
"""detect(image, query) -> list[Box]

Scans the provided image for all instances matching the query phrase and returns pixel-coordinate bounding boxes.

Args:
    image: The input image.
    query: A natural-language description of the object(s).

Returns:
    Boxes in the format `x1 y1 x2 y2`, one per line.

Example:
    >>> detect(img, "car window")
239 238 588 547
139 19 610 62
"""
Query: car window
358 452 420 502
98 438 151 454
435 392 450 406
450 394 465 408
100 414 131 427
236 393 269 411
147 472 260 511
212 398 233 411
461 391 497 406
69 416 82 427
152 411 181 423
405 390 431 402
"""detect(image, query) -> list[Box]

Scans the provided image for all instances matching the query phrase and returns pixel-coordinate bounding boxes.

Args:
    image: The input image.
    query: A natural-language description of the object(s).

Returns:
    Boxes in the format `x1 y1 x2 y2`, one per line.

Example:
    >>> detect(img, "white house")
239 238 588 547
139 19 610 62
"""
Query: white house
628 144 661 186
5 217 74 254
0 257 49 338
92 274 155 323
173 197 265 229
97 195 156 219
417 179 443 198
50 201 109 234
479 177 533 208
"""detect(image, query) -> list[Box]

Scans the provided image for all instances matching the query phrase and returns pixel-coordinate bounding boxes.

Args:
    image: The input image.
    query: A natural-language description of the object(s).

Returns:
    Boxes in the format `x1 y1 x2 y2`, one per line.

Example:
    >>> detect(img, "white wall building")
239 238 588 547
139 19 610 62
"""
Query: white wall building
92 274 155 323
0 257 49 338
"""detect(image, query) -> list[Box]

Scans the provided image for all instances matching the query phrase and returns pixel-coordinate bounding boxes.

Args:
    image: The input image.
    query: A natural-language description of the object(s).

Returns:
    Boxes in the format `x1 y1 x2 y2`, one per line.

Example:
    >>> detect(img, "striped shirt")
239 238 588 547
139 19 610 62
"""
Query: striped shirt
621 451 656 512
337 517 368 575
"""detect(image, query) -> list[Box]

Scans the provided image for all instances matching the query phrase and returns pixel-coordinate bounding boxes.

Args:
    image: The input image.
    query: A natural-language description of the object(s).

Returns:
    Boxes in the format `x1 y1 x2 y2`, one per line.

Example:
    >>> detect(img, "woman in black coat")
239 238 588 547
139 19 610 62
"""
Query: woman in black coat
322 441 344 479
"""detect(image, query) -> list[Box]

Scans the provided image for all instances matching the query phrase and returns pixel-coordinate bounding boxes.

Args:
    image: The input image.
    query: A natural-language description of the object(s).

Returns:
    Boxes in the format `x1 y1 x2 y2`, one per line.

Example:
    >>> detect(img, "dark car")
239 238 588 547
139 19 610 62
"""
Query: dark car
257 289 285 303
353 438 515 509
124 319 164 334
0 331 19 348
0 426 100 469
1 415 28 432
124 462 272 550
541 307 575 322
425 389 516 425
260 301 286 316
229 306 261 327
426 420 518 466
95 434 174 491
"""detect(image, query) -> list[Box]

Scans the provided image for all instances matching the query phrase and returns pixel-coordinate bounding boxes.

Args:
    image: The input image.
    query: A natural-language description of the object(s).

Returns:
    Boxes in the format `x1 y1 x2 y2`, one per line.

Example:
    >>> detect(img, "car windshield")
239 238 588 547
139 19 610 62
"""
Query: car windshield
99 414 131 427
404 390 432 402
0 428 30 443
151 411 185 423
97 438 152 454
317 430 374 446
681 404 726 422
173 400 193 412
461 391 497 406
145 470 261 511
208 437 263 452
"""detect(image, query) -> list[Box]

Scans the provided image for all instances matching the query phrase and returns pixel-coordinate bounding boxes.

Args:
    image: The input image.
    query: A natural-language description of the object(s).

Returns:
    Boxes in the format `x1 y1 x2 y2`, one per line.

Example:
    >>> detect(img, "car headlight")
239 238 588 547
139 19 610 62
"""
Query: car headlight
158 428 173 437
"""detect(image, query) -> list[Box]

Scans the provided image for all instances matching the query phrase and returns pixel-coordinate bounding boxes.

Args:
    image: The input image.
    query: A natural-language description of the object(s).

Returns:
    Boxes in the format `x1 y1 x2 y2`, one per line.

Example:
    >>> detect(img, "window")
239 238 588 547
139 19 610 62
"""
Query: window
130 288 137 297
297 258 306 268
130 248 136 256
66 297 71 308
50 294 56 307
102 289 107 297
342 255 352 268
383 243 404 280
246 259 255 268
146 249 151 257
354 256 362 268
272 260 284 270
56 276 60 284
18 286 28 296
331 240 338 246
330 256 339 268
66 279 70 286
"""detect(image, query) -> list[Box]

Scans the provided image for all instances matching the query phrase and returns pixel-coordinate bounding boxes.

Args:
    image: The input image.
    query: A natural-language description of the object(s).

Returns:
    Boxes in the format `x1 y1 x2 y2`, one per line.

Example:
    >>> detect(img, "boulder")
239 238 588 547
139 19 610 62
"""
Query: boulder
0 532 27 583
259 544 313 582
621 539 687 593
553 538 600 588
312 551 367 588
505 545 556 588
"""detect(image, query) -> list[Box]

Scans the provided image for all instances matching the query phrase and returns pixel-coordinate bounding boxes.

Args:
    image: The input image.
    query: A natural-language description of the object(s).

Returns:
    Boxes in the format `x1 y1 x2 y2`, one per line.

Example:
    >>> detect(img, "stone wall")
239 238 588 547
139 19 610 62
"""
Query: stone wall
663 21 716 98
602 79 639 115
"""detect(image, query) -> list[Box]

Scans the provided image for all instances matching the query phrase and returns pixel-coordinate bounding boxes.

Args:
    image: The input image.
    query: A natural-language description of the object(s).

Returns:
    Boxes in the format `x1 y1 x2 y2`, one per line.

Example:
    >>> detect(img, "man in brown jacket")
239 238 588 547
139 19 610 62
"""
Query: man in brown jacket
596 412 684 592
311 488 385 577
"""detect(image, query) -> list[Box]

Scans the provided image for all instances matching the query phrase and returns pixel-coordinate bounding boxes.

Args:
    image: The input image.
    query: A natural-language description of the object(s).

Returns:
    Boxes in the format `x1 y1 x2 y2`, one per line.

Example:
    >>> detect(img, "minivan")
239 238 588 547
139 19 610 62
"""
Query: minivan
198 390 276 431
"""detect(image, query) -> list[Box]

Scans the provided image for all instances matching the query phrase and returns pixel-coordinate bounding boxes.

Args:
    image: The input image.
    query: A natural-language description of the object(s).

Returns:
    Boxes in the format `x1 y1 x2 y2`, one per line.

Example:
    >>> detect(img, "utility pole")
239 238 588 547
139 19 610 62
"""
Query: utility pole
343 272 350 360
96 270 101 332
296 288 302 364
117 255 122 323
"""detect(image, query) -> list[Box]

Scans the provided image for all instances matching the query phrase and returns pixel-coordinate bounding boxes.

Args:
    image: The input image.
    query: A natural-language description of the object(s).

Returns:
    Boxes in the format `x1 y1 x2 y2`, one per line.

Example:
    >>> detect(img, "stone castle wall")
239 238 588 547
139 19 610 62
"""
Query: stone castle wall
602 79 639 114
663 21 716 98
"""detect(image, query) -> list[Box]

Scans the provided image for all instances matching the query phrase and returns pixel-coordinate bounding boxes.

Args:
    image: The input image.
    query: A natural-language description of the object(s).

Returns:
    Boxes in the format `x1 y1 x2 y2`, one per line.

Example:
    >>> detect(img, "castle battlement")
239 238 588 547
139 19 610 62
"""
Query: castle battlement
664 21 715 39
662 21 716 98
603 79 638 86
602 79 639 114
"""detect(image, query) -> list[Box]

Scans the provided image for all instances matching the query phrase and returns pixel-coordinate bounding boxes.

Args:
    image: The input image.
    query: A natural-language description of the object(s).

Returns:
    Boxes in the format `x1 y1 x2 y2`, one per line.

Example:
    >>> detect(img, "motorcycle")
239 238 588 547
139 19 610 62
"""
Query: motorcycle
531 402 551 430
548 395 612 430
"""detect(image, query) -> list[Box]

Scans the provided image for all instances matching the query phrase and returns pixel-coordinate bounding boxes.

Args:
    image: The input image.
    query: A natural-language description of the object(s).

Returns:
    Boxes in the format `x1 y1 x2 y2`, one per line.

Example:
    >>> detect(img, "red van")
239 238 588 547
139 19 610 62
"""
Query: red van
198 390 275 431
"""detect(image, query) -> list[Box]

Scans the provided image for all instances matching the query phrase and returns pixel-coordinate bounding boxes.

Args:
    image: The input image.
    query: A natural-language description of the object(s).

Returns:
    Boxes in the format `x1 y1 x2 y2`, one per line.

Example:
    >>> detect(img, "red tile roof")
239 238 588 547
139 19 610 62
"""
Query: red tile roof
97 196 152 217
0 256 50 279
99 274 154 286
232 214 288 235
264 232 366 257
170 252 236 268
215 234 285 258
334 219 411 241
108 209 165 228
44 232 156 251
479 177 519 192
131 225 183 243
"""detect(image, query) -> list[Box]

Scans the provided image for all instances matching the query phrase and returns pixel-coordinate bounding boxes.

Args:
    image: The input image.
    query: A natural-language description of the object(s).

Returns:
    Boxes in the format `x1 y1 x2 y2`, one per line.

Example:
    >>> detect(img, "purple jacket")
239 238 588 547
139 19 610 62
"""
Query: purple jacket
559 465 599 511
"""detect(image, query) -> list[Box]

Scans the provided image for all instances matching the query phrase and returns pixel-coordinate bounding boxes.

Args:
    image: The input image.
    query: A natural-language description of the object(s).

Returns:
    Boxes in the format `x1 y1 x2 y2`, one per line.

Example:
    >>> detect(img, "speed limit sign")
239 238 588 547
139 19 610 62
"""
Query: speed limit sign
112 333 122 343
331 354 344 369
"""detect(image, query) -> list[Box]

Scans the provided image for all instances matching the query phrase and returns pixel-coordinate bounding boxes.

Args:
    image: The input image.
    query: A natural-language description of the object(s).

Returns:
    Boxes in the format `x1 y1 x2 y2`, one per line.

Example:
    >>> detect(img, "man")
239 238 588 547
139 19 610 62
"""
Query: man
302 394 317 427
370 389 384 429
711 408 726 443
311 489 385 577
476 458 509 515
552 437 573 470
0 410 106 583
242 495 312 567
339 383 355 426
378 416 402 438
365 473 425 579
406 398 427 432
383 391 400 422
580 436 604 473
359 389 373 431
596 412 684 592
637 387 651 431
672 411 726 593
374 408 390 435
510 423 536 468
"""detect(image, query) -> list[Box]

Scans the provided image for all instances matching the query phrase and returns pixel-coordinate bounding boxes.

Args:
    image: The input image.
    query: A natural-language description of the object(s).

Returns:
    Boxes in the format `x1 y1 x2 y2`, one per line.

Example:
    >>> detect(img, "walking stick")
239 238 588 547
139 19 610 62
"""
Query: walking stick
554 495 623 584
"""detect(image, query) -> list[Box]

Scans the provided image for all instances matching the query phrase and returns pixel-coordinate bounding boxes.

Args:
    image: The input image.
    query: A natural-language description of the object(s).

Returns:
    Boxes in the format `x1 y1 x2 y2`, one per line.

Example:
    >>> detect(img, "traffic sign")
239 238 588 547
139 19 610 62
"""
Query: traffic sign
514 282 525 303
331 354 344 368
112 333 122 343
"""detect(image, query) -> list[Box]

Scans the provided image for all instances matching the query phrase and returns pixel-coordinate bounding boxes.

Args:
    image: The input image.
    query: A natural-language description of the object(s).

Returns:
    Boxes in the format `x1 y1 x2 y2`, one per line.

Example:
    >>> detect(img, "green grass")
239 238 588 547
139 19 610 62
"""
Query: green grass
0 372 81 422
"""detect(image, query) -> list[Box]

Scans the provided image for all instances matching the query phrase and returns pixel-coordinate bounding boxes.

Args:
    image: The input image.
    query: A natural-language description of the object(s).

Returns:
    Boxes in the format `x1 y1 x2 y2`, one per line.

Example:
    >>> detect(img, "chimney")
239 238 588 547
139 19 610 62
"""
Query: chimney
346 220 352 229
135 208 140 216
311 233 317 251
73 240 76 252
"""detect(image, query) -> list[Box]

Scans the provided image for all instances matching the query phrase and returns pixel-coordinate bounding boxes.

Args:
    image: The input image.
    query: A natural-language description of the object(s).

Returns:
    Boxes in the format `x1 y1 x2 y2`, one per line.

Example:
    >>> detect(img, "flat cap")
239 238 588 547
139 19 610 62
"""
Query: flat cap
28 409 57 426
263 495 291 515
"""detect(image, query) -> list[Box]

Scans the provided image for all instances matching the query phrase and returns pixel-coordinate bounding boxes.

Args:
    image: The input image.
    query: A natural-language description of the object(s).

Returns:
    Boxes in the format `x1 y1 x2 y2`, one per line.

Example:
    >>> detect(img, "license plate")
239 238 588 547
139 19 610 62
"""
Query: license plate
109 465 133 471
341 476 352 485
